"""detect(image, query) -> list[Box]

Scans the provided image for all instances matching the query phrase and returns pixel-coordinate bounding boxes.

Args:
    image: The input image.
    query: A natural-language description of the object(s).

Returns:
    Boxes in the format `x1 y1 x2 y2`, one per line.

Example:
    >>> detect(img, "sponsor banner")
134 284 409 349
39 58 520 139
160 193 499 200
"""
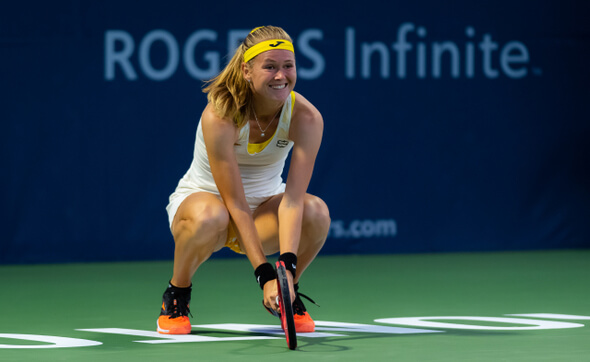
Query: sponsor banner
1 1 589 263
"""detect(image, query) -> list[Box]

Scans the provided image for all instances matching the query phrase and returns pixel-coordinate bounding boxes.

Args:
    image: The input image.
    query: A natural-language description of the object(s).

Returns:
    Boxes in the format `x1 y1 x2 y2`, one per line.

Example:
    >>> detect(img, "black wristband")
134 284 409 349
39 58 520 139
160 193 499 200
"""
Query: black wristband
254 262 276 290
278 252 297 278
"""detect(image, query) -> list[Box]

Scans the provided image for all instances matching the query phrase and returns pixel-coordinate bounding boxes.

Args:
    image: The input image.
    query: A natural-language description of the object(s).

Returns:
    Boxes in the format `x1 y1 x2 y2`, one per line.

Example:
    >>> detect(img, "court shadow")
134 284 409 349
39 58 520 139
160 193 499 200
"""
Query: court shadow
282 329 527 353
189 326 527 355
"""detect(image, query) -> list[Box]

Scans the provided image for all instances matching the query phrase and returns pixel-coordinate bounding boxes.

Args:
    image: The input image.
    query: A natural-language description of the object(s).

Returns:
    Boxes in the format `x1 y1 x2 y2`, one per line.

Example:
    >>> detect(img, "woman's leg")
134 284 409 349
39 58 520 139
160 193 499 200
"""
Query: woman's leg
252 193 330 284
158 192 230 335
251 193 330 332
170 192 230 287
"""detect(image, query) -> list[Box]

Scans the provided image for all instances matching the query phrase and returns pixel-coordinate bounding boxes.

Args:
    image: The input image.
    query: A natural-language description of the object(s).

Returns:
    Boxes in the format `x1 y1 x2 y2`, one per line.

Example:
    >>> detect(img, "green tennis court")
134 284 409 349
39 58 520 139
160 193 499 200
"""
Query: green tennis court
2 250 589 361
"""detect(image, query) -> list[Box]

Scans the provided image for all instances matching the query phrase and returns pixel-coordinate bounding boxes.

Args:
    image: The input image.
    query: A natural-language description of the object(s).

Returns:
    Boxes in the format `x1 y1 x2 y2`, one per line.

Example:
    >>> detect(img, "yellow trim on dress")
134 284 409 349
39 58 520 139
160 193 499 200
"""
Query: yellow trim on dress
247 128 276 154
246 92 295 155
224 92 296 254
224 223 244 254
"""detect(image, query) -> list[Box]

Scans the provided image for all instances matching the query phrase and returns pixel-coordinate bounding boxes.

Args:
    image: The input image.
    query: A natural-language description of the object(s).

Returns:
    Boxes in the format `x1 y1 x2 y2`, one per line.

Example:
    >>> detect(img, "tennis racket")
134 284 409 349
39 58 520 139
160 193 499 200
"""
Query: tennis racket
276 260 297 350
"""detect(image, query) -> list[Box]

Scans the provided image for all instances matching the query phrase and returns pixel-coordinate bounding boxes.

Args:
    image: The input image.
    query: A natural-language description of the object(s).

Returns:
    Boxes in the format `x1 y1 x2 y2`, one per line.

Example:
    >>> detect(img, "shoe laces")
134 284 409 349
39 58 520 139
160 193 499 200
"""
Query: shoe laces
293 291 319 316
164 291 193 319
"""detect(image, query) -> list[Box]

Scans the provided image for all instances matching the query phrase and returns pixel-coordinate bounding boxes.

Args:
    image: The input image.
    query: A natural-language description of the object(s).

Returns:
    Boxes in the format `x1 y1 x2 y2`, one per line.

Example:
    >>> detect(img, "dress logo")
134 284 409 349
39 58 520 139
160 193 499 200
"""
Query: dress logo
276 140 289 148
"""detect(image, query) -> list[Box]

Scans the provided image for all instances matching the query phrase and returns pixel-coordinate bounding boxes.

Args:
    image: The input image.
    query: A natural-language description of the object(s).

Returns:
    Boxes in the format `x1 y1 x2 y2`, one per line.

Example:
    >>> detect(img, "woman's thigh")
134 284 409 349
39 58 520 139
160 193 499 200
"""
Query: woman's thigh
171 192 229 251
251 193 329 255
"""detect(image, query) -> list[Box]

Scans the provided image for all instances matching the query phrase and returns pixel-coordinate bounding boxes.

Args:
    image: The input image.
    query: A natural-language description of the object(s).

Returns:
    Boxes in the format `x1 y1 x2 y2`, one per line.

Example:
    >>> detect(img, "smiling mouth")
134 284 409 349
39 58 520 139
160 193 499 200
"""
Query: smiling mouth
270 84 287 89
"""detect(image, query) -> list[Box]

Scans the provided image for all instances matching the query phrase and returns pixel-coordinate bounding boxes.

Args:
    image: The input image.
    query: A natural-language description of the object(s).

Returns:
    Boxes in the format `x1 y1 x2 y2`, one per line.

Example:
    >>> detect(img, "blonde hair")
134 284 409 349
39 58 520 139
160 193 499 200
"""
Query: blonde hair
203 26 293 127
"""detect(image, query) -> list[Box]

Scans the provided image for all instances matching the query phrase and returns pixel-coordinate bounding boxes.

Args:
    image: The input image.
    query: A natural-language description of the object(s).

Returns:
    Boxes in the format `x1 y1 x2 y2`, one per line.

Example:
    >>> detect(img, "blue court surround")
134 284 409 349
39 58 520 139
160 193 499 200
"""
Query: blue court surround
1 1 589 263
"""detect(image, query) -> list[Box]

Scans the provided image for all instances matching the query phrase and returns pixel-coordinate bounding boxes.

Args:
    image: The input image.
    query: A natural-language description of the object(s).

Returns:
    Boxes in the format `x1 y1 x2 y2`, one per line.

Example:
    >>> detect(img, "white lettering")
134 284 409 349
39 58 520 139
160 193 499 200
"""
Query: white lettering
297 29 325 80
416 27 427 78
0 334 102 349
480 33 499 78
500 41 529 78
392 23 414 78
465 27 475 78
139 30 179 81
349 220 363 238
328 219 397 239
375 316 585 330
104 30 137 80
1 313 586 348
103 25 532 82
227 29 250 57
77 328 275 344
349 24 530 80
183 30 219 80
315 321 440 335
432 41 460 78
361 42 390 79
196 323 344 337
506 313 590 320
345 27 355 79
330 220 346 238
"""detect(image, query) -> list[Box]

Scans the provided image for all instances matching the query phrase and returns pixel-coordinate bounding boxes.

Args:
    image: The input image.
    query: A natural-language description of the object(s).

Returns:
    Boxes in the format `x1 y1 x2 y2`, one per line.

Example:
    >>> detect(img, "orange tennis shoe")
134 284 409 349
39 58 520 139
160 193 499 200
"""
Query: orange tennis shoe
293 311 315 333
263 284 318 333
157 283 192 335
292 285 318 333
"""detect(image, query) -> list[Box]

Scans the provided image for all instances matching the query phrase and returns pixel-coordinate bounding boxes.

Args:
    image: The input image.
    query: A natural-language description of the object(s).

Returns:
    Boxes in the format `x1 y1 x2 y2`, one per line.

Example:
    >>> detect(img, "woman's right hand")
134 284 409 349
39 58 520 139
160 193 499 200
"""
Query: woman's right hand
262 268 296 312
263 278 280 312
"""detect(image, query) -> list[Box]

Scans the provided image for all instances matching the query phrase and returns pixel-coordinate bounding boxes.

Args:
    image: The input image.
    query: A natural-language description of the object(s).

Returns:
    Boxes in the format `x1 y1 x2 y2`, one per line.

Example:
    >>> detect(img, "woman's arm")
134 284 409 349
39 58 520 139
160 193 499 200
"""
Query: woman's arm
279 93 324 255
201 105 268 269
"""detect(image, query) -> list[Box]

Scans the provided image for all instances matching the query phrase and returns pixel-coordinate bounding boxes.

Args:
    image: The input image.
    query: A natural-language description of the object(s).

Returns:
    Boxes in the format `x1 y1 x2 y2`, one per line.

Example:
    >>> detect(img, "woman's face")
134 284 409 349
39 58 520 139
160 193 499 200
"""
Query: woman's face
245 49 297 103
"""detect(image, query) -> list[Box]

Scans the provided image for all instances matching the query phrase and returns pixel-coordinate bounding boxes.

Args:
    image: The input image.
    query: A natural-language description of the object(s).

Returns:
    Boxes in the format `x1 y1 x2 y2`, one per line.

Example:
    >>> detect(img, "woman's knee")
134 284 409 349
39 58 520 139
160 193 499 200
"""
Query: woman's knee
173 202 229 242
303 195 331 235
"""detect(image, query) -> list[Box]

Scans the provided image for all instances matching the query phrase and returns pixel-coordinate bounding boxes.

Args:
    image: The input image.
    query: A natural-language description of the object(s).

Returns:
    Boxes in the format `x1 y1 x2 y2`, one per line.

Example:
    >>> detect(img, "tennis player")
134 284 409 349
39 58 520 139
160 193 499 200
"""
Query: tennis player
157 25 330 335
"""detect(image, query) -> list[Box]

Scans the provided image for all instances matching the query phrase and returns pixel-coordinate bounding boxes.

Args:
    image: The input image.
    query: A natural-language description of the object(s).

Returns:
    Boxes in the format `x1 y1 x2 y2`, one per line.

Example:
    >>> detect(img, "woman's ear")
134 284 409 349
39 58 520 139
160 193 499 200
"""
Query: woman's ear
241 62 251 83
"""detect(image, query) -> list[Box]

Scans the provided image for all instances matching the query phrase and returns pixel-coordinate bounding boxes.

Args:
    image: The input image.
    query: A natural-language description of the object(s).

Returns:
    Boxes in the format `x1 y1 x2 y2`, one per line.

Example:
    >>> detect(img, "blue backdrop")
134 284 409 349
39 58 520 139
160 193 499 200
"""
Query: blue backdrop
1 1 589 263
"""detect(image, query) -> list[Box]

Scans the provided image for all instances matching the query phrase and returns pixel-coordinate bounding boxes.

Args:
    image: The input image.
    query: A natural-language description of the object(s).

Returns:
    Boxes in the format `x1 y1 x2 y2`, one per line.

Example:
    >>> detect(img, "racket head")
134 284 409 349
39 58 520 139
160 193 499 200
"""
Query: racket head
276 260 297 350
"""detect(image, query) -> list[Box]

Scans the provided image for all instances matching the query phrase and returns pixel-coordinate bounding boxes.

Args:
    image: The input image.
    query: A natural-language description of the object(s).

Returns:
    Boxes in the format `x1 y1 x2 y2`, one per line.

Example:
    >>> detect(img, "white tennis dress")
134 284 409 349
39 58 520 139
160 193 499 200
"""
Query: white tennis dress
166 92 296 228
